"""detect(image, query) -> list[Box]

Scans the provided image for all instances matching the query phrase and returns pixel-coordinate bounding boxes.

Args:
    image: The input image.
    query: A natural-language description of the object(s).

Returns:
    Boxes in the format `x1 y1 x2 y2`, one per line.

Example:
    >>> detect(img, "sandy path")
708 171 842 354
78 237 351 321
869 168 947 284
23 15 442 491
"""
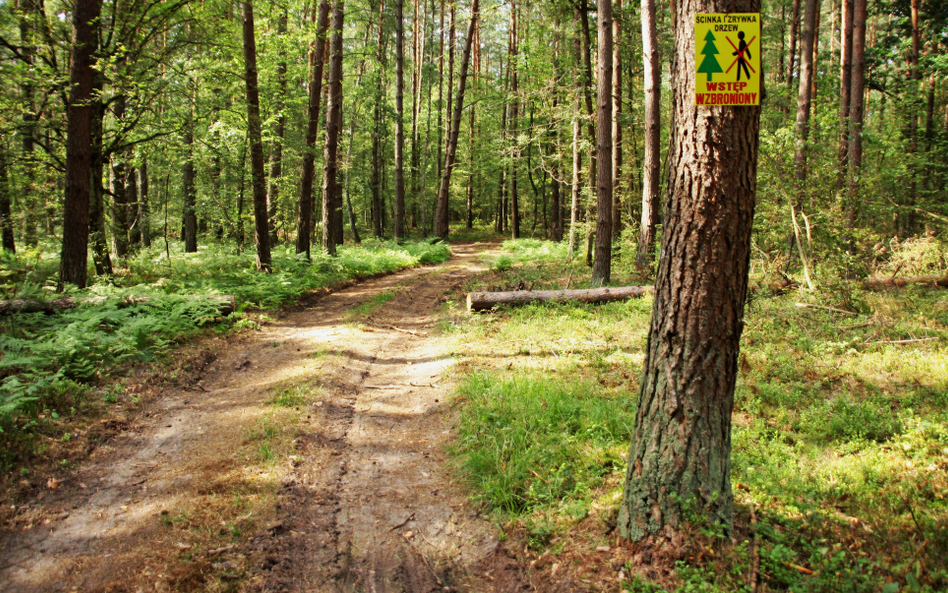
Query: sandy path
0 242 527 593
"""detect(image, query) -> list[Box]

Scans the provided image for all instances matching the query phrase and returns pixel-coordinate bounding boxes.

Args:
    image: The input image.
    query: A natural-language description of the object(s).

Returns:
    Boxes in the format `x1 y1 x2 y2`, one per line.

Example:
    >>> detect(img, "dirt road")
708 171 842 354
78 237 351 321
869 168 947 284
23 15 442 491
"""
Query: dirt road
0 242 528 593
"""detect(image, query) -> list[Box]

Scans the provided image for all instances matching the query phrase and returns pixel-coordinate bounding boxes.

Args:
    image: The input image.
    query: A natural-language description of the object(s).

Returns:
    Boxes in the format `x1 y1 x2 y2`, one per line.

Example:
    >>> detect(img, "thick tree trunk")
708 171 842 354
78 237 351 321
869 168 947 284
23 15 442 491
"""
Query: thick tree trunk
0 144 15 253
592 0 613 285
618 0 761 542
59 0 101 289
433 0 478 238
836 0 852 191
267 9 288 246
793 0 818 190
467 285 653 312
394 0 407 239
241 1 272 272
636 0 661 271
846 0 866 227
321 0 345 254
297 0 330 259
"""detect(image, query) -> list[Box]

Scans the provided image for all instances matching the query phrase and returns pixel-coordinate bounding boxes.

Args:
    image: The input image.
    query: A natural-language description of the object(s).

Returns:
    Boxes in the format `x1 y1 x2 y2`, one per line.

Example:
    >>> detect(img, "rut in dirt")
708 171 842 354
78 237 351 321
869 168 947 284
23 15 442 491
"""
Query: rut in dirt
0 242 529 593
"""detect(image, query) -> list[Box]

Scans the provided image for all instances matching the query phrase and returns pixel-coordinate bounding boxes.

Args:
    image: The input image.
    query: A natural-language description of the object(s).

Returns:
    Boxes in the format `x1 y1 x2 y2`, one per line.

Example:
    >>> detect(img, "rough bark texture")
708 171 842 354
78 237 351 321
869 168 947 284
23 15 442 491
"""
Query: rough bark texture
787 0 801 88
321 0 344 254
59 0 101 290
618 0 761 542
846 0 866 226
394 0 406 239
836 0 852 191
242 1 272 272
509 4 520 240
612 0 623 240
568 12 582 257
793 0 818 187
467 286 652 312
433 0 477 238
636 0 661 271
182 118 197 253
112 93 129 258
592 0 613 285
297 0 330 259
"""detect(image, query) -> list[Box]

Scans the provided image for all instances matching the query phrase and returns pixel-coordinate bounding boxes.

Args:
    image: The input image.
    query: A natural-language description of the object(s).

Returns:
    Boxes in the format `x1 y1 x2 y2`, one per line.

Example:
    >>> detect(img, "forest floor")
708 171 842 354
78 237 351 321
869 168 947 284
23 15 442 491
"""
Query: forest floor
0 241 532 593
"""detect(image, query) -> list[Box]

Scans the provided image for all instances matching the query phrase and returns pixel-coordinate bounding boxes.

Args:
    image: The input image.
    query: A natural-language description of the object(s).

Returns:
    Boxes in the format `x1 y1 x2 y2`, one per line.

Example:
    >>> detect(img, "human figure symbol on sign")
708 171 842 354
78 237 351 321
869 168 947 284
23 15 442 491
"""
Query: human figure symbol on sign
732 31 752 81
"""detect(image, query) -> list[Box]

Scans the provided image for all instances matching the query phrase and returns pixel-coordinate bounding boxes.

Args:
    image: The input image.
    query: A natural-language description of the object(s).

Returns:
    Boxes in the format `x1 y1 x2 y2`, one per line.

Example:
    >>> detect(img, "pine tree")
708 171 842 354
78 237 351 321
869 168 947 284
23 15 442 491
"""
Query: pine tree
697 30 723 81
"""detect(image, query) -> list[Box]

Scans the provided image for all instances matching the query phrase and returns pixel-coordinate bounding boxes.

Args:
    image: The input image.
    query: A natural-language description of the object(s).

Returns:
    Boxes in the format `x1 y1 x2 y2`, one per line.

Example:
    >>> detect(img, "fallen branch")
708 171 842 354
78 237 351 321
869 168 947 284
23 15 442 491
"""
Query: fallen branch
0 294 236 316
795 303 856 315
467 285 653 312
389 511 415 531
863 275 948 290
868 337 940 345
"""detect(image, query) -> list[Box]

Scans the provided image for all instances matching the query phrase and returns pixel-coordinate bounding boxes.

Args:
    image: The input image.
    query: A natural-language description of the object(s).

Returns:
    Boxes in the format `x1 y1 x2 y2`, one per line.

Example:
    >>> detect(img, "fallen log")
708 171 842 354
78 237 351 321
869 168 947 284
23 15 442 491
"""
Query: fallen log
467 286 653 312
863 275 948 290
0 294 236 316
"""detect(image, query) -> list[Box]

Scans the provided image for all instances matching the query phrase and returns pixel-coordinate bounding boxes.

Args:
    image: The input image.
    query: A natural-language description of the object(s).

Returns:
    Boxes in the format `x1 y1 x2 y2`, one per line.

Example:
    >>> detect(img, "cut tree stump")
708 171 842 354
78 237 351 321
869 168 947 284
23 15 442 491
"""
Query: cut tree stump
863 275 948 290
467 286 653 312
0 295 236 316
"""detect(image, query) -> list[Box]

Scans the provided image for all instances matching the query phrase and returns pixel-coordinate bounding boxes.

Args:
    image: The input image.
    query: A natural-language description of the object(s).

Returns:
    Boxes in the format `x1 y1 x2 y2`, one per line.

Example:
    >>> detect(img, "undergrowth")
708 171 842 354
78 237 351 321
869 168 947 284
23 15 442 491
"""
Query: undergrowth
448 238 948 592
0 239 450 467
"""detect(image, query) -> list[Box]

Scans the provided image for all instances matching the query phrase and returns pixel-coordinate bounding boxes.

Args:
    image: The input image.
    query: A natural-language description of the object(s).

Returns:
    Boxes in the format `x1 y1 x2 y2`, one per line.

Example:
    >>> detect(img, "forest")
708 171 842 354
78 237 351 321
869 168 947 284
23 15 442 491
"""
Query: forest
1 0 948 590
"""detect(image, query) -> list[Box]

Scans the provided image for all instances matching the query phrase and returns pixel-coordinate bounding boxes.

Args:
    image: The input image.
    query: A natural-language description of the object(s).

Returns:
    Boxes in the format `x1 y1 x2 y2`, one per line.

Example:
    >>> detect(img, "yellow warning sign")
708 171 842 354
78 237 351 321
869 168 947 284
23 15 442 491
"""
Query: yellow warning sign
695 13 760 106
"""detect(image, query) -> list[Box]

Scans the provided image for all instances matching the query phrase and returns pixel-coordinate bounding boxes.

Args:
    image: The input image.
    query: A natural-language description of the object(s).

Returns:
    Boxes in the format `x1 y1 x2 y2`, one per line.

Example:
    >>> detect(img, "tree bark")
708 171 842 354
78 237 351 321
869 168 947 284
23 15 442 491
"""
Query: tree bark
787 0 801 88
182 110 197 253
241 1 272 272
836 0 852 191
611 0 623 240
321 0 345 254
371 0 387 239
297 0 330 259
140 156 151 247
18 0 38 247
618 0 762 542
793 0 818 190
509 2 520 239
267 8 288 246
846 0 866 227
636 0 661 271
394 0 407 239
59 0 101 290
0 143 15 253
900 0 920 235
592 0 613 285
112 93 130 259
467 285 653 312
568 15 582 258
433 0 477 238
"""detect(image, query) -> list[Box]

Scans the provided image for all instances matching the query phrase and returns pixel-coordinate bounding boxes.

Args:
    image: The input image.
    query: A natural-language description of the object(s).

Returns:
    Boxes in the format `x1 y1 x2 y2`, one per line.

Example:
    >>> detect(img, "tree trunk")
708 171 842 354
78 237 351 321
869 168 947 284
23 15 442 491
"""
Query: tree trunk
140 157 151 247
846 0 866 227
90 70 113 277
465 20 479 230
182 112 197 253
267 8 288 246
611 0 623 240
618 0 762 542
900 0 920 235
18 0 38 247
836 0 852 191
592 0 613 285
636 0 661 271
509 3 520 239
241 1 272 272
59 0 101 289
787 0 801 88
128 165 140 247
433 0 478 238
112 94 129 259
468 285 653 311
371 0 386 239
568 15 582 258
321 0 345 254
394 0 407 239
793 0 818 189
297 0 330 259
0 143 14 253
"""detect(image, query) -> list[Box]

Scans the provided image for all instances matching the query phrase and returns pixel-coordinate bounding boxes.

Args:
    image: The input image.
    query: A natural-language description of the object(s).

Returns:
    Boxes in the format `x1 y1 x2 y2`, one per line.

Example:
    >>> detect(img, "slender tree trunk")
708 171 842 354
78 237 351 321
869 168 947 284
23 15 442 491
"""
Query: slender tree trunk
241 1 272 272
18 0 38 247
568 14 582 257
59 0 101 289
112 91 129 259
592 0 613 285
140 156 151 247
793 0 818 190
787 0 801 89
322 0 345 254
434 0 478 238
509 2 520 239
0 144 14 253
410 0 423 228
436 0 445 184
371 0 386 238
618 0 762 542
846 0 866 227
89 76 112 276
612 0 623 240
579 0 597 266
268 8 288 246
465 21 479 230
394 0 407 239
837 0 852 191
182 107 197 253
811 0 820 105
128 165 140 247
636 0 661 270
900 0 920 235
297 0 330 259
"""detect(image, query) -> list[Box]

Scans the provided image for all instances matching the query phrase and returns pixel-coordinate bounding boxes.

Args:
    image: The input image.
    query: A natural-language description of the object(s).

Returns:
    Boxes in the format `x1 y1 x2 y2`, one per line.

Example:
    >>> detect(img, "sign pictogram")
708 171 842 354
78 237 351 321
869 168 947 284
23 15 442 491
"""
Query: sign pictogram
695 13 760 106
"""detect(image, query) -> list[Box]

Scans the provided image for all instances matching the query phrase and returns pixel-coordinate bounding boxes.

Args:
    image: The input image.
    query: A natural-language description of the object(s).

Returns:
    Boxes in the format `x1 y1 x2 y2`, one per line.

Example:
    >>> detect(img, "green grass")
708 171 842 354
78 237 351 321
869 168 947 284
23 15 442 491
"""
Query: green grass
0 238 451 466
448 238 948 592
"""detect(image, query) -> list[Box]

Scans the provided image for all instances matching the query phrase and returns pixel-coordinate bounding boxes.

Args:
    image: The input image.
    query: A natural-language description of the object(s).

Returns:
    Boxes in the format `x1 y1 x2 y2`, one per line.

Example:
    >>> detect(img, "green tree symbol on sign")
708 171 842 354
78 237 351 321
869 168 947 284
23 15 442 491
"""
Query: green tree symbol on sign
698 29 723 81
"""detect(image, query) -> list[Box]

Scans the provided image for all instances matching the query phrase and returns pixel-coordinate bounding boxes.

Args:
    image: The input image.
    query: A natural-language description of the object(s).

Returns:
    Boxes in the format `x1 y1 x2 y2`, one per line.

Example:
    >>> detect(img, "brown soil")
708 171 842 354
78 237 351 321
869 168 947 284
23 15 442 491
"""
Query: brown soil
0 242 534 593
